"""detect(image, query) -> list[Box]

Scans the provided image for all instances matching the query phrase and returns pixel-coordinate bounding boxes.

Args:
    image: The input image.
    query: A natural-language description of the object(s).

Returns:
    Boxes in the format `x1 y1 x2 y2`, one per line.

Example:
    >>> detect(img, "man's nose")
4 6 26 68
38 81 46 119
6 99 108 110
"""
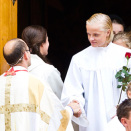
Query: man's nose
90 36 94 40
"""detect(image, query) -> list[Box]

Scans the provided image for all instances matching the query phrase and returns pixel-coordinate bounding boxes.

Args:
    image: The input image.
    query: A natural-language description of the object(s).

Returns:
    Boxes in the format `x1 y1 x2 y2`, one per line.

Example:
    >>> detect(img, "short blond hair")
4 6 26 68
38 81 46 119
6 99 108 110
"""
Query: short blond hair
127 82 131 92
113 32 131 49
127 31 131 38
86 13 114 44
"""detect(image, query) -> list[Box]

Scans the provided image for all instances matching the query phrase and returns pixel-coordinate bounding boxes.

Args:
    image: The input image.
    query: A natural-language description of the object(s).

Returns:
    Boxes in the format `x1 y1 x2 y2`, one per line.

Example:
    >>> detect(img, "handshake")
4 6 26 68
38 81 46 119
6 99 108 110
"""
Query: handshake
67 100 82 117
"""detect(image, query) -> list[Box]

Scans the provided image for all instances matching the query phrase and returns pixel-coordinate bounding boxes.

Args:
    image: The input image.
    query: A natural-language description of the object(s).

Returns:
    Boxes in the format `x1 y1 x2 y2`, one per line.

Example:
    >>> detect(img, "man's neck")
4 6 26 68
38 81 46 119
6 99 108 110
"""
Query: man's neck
16 63 28 69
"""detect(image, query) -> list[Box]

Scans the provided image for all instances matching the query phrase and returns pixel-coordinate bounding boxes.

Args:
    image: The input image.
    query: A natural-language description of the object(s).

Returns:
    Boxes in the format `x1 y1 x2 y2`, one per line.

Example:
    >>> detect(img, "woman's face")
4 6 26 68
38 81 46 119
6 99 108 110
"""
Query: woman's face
40 36 49 56
112 23 124 35
86 24 110 47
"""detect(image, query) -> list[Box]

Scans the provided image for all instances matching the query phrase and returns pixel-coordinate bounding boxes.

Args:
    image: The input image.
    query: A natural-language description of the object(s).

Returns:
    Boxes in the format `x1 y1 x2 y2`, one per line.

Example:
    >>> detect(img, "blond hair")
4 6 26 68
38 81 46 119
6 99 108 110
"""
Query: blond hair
127 82 131 99
127 31 131 38
86 13 114 44
127 82 131 92
113 32 131 49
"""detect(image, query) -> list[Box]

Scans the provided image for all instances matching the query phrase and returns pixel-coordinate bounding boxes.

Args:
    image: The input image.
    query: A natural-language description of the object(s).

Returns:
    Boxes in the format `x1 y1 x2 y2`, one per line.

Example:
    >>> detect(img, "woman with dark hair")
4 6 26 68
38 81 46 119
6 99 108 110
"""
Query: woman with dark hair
109 14 125 35
22 25 63 99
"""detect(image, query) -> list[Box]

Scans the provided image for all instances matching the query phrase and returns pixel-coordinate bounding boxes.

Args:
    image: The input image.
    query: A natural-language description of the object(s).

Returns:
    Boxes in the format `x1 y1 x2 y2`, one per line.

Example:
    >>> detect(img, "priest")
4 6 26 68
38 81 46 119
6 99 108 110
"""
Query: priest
0 38 81 131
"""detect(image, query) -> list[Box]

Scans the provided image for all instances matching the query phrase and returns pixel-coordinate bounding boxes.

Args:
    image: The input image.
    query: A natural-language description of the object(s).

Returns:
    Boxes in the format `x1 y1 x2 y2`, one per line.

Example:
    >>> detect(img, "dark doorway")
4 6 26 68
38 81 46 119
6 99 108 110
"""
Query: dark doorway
18 0 131 80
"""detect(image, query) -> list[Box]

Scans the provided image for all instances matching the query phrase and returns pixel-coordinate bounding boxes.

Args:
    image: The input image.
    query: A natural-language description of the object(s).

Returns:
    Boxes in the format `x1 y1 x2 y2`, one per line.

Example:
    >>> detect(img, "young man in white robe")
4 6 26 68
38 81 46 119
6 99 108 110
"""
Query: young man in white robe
0 38 82 131
61 13 131 131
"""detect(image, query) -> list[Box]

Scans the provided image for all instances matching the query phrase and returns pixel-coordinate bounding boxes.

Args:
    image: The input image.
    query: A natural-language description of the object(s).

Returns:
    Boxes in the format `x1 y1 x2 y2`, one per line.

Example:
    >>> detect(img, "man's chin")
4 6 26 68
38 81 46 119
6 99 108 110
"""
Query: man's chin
91 44 98 47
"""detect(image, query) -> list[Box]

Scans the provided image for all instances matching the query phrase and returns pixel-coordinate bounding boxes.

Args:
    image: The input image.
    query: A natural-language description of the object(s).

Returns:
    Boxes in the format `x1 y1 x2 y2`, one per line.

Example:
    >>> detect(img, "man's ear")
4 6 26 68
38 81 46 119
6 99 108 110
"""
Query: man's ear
40 43 44 48
121 117 128 127
23 52 28 60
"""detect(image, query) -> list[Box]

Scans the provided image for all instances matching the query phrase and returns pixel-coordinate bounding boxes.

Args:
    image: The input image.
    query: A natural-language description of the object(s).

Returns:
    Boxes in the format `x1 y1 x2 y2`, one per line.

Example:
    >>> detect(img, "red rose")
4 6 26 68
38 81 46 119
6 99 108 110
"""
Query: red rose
125 52 131 59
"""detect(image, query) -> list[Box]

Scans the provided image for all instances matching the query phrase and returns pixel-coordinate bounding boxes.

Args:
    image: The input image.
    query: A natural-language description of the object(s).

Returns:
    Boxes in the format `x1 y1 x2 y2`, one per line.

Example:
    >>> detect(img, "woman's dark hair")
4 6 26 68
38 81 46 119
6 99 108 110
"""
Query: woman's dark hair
109 14 125 29
22 25 49 63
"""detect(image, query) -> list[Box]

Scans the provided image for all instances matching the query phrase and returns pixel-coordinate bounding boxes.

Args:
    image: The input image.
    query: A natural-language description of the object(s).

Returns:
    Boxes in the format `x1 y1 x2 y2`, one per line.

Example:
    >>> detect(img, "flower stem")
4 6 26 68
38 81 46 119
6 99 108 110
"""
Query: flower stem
118 87 123 105
127 59 129 66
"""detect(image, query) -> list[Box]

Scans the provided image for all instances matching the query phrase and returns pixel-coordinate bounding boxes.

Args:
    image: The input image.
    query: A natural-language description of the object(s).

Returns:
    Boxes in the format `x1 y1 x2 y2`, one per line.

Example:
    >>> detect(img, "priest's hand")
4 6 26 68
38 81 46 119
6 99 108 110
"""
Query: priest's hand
68 100 82 117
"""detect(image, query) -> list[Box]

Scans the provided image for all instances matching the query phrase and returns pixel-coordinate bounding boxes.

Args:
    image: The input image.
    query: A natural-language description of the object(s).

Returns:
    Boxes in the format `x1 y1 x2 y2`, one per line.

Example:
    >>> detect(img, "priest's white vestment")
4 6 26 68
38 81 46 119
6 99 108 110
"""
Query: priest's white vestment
28 54 63 99
0 66 73 131
61 43 131 131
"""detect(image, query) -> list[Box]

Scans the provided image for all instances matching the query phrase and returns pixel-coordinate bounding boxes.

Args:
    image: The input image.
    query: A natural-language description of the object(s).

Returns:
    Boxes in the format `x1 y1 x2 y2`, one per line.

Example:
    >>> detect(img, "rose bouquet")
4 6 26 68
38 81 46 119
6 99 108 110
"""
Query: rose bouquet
115 52 131 105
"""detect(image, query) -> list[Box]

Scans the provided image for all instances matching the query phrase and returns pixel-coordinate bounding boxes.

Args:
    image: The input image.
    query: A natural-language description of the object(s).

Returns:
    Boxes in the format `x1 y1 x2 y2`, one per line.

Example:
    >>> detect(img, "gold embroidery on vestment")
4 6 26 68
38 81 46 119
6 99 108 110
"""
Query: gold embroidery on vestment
0 75 50 131
5 76 12 131
0 104 50 124
57 110 70 131
28 75 44 107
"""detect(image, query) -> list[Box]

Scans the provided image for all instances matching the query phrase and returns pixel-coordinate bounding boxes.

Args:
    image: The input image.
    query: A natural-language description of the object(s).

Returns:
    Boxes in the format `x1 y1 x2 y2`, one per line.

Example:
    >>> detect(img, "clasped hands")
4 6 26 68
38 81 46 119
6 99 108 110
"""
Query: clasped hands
68 100 82 117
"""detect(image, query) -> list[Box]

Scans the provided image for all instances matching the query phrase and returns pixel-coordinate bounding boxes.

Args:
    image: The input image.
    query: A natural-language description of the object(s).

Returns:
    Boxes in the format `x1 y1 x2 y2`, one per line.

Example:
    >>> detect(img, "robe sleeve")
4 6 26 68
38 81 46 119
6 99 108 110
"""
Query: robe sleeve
61 56 89 127
46 68 63 99
40 81 74 131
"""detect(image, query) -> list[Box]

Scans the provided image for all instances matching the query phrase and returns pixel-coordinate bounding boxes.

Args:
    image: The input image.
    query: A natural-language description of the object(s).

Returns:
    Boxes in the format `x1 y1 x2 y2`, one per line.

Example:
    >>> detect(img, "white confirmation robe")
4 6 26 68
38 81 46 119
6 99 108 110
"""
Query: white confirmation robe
0 66 73 131
28 54 63 99
61 43 131 131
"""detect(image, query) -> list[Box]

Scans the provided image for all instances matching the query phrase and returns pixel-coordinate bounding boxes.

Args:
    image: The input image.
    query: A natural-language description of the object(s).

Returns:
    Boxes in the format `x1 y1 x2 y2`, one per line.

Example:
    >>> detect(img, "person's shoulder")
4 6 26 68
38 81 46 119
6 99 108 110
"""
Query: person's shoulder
30 54 57 73
68 46 93 68
74 46 91 56
111 42 131 52
28 73 43 84
39 62 59 76
28 72 51 85
72 46 91 60
0 75 5 81
109 43 131 58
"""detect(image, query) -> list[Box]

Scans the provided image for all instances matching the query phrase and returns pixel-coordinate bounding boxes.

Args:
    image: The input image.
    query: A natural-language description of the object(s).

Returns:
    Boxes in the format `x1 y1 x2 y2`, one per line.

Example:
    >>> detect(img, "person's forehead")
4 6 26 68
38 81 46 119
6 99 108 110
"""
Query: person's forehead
129 111 131 119
86 24 104 33
112 23 124 29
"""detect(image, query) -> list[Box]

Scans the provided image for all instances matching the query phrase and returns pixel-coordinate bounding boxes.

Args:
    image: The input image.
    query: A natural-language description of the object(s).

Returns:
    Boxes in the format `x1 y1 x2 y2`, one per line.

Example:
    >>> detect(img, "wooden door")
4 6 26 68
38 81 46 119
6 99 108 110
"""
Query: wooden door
0 0 17 74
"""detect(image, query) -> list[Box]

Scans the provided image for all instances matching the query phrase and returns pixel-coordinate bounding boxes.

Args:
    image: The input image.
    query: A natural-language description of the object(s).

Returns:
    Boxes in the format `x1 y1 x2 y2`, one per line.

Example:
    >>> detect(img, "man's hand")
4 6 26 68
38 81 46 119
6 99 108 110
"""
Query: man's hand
68 100 82 117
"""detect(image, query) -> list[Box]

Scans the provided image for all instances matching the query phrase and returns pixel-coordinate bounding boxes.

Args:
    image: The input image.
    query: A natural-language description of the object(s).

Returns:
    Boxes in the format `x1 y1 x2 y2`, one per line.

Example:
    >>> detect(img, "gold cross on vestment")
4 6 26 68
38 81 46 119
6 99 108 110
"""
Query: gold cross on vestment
0 76 50 131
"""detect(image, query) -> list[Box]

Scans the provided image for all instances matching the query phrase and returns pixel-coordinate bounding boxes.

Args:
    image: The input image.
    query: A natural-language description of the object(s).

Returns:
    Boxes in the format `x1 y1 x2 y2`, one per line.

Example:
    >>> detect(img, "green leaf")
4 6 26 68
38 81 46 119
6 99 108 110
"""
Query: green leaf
117 85 122 88
117 76 124 82
125 73 130 77
122 85 126 91
124 77 129 83
122 69 128 75
123 66 128 71
122 82 127 86
127 75 131 82
115 70 122 78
